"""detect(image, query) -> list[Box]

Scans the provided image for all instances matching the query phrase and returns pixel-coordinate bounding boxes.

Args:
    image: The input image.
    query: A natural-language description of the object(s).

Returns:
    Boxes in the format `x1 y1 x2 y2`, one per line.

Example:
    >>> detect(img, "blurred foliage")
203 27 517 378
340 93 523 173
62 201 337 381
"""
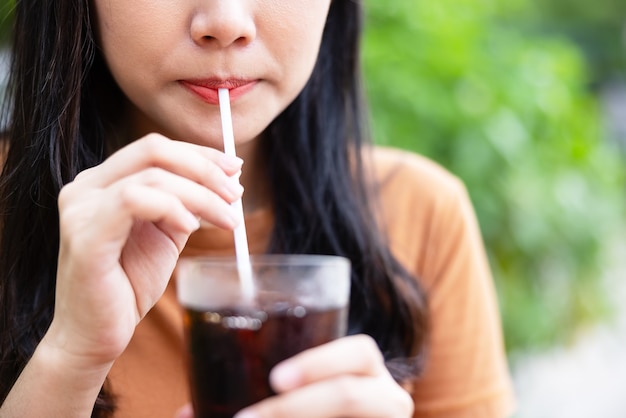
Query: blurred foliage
512 0 626 84
0 0 13 45
363 0 626 352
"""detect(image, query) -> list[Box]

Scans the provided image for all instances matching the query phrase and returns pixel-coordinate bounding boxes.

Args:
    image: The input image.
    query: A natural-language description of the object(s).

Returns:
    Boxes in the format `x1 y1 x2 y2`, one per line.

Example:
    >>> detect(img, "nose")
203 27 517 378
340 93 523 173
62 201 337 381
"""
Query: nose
190 1 256 48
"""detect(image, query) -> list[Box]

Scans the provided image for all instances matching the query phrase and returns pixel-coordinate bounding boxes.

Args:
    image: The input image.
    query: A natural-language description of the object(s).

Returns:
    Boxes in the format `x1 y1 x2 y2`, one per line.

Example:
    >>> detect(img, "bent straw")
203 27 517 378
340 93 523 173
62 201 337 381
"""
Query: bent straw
218 88 255 301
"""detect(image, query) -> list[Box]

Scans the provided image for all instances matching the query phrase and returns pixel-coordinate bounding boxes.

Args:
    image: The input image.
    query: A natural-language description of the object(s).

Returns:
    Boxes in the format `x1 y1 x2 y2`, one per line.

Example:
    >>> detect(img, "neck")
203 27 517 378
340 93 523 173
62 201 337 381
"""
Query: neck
235 138 270 214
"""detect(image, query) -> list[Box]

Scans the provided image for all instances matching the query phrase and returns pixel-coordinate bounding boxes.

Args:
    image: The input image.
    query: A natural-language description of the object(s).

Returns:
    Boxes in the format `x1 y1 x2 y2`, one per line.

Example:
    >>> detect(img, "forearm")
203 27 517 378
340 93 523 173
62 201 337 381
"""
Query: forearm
0 336 112 418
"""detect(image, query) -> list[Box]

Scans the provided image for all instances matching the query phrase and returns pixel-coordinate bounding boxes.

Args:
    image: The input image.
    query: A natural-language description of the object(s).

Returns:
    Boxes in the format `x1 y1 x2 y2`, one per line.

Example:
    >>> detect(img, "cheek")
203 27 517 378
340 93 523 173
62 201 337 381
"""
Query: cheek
95 2 179 83
270 4 330 91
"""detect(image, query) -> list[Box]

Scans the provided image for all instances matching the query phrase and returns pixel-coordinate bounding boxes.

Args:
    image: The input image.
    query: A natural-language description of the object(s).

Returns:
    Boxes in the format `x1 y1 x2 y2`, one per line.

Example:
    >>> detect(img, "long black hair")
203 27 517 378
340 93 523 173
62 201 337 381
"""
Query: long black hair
0 0 428 416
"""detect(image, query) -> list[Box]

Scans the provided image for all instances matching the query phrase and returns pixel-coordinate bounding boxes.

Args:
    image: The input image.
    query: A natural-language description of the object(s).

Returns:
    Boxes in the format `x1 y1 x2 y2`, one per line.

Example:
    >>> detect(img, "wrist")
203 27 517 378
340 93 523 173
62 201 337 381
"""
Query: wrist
42 316 128 368
37 331 115 390
0 334 115 418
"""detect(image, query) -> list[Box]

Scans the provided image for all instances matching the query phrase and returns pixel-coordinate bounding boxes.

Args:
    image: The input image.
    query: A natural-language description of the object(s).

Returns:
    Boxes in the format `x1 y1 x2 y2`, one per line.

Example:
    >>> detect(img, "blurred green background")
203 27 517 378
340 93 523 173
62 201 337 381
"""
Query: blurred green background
362 0 626 354
1 0 626 356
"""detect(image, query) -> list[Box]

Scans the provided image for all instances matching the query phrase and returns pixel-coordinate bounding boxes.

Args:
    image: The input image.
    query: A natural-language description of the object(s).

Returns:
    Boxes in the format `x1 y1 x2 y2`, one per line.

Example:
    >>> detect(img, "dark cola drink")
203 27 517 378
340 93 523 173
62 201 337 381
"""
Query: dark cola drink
183 302 347 418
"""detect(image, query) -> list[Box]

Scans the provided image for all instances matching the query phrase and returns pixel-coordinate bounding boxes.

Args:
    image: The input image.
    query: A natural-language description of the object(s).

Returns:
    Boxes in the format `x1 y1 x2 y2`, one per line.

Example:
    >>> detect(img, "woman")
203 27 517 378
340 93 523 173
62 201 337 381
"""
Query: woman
0 0 515 417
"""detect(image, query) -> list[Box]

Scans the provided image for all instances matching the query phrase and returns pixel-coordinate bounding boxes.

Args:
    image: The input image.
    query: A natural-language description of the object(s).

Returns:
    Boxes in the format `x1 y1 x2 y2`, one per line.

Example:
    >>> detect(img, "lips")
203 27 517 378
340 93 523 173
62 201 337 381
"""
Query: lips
180 79 258 105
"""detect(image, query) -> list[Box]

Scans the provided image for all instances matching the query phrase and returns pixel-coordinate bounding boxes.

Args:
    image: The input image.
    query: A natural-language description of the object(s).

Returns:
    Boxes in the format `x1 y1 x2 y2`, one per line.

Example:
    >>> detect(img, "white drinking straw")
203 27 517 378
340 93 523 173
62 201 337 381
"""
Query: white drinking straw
218 88 255 301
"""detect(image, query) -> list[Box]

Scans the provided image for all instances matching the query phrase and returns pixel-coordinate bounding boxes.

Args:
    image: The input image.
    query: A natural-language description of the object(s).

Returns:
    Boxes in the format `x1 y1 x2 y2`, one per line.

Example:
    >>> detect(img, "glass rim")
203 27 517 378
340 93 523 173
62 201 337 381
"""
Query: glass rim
178 254 350 268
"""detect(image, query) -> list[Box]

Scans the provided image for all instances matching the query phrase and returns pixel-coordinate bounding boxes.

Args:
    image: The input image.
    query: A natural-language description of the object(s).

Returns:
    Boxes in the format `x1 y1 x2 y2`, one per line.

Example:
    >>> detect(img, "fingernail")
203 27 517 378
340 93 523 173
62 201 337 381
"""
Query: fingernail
226 206 242 227
233 409 257 418
220 155 244 170
225 179 244 198
184 211 201 232
176 404 194 418
270 362 301 392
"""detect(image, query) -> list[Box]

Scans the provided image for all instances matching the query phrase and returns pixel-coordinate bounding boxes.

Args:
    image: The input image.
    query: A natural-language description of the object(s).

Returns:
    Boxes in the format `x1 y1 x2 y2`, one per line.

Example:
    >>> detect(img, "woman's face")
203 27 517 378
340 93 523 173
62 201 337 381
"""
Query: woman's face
93 0 332 149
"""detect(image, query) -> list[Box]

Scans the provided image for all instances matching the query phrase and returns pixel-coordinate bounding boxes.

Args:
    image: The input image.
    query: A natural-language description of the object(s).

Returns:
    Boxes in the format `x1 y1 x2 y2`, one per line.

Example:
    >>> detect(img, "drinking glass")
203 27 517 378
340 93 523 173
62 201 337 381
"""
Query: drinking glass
176 255 351 418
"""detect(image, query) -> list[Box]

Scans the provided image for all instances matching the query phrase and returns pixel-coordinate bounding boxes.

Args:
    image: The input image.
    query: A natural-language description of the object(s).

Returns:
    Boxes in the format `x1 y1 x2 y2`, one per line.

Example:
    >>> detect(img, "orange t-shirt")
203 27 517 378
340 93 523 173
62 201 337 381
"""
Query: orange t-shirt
108 146 515 417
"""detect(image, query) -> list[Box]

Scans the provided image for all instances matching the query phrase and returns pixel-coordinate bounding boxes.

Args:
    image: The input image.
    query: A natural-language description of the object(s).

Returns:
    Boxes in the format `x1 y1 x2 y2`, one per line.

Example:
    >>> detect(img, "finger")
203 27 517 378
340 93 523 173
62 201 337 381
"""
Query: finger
61 184 201 261
74 133 243 188
174 404 194 418
109 183 210 242
236 375 414 418
111 167 243 227
61 168 241 241
270 334 387 393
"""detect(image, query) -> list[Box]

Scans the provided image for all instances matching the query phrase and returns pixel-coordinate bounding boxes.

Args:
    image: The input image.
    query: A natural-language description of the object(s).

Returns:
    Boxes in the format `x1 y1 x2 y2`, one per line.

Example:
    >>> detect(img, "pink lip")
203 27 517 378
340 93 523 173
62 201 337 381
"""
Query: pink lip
180 79 258 105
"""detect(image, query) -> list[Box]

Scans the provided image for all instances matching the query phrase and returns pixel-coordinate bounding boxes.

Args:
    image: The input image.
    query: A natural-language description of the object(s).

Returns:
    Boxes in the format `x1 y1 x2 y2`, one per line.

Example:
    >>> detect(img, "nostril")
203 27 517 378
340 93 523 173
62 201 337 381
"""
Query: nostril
190 11 256 48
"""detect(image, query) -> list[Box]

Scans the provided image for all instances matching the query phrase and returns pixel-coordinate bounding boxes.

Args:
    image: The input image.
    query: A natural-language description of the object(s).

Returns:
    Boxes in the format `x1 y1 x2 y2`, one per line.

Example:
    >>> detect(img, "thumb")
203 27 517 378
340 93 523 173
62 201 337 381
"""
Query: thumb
174 404 194 418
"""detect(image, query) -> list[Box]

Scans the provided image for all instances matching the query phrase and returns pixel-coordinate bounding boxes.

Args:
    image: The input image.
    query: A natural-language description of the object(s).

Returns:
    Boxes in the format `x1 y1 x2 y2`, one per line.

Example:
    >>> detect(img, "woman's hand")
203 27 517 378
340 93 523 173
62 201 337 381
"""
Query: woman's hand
43 134 243 370
175 335 415 418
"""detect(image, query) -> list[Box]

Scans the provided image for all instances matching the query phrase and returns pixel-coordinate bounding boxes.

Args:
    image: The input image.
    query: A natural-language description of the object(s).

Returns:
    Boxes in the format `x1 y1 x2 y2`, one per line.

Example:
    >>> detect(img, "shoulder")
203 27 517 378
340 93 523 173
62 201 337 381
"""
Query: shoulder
369 148 516 417
369 145 456 181
367 145 467 208
366 145 471 232
366 146 479 289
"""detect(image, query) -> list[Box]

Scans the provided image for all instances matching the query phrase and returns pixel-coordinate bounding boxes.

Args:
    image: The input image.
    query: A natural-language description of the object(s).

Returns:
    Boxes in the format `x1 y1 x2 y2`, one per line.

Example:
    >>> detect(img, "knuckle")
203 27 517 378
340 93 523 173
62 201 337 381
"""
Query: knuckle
266 402 291 418
139 167 166 185
142 132 166 146
250 398 290 418
58 201 76 226
334 376 363 411
353 334 385 364
139 133 167 160
118 184 139 210
399 388 415 417
72 166 93 182
203 159 222 179
57 184 73 208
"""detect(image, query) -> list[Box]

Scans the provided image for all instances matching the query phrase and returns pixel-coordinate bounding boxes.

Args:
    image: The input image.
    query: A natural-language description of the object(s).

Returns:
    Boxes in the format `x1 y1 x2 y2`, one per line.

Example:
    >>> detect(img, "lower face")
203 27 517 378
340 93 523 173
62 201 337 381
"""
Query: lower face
93 0 333 151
